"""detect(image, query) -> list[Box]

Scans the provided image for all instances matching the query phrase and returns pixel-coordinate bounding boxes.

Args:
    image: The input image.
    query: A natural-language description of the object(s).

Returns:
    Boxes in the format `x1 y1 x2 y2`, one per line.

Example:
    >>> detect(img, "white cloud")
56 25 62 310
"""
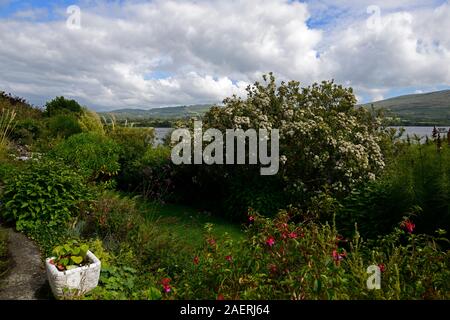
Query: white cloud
0 0 449 109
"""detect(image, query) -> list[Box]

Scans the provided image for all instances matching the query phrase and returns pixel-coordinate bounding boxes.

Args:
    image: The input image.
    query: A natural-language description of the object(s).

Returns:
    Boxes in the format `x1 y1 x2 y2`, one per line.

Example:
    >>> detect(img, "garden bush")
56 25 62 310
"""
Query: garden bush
170 210 449 300
80 191 144 248
47 114 82 139
10 118 43 146
108 127 154 191
50 132 121 182
173 74 387 220
138 146 174 202
0 159 94 233
337 142 450 239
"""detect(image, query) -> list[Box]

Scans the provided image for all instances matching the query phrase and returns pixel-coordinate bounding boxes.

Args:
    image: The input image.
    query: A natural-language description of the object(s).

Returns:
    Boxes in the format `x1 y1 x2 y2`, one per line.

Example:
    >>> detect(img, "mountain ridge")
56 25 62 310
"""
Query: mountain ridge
99 90 450 125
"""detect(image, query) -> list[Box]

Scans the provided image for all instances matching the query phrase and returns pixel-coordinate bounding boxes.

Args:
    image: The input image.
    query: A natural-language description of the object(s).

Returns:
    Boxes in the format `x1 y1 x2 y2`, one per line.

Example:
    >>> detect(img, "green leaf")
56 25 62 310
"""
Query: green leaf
71 256 83 264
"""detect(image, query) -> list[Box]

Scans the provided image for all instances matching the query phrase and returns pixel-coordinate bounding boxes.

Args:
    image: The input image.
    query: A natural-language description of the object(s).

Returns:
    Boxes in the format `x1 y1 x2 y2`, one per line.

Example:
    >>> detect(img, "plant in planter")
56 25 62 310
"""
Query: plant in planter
46 240 101 299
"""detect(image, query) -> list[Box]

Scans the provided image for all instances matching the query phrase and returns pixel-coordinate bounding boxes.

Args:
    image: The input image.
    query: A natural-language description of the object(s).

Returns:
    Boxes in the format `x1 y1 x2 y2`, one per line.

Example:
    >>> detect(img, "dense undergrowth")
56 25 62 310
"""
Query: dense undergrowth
0 78 449 300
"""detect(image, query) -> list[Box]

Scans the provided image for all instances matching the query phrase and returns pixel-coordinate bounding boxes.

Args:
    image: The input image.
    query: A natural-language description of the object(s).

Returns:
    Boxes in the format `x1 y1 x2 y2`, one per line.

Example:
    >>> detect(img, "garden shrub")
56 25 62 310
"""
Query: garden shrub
202 74 385 196
50 132 121 182
0 161 18 183
108 127 154 191
131 218 195 275
171 210 449 300
174 74 386 220
10 118 43 146
0 159 93 233
47 114 82 139
338 142 450 239
138 146 174 201
80 191 144 248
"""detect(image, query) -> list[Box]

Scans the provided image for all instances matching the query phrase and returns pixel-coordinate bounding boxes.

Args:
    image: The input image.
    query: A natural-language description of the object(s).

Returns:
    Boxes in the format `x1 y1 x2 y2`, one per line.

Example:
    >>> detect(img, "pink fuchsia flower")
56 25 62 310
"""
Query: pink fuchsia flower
248 216 255 222
401 219 415 234
207 238 216 246
332 249 346 264
288 232 298 239
378 263 386 273
266 236 275 247
193 256 199 265
161 278 171 293
225 255 232 262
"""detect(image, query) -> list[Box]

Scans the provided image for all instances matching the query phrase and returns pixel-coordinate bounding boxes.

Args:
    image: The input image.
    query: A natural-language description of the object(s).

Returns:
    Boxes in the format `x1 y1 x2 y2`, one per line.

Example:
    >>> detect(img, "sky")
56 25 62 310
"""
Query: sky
0 0 449 111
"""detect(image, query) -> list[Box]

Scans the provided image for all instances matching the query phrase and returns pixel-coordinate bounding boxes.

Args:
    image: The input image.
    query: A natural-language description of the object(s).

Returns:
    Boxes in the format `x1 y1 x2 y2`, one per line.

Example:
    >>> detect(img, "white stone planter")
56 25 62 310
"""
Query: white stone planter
45 251 101 299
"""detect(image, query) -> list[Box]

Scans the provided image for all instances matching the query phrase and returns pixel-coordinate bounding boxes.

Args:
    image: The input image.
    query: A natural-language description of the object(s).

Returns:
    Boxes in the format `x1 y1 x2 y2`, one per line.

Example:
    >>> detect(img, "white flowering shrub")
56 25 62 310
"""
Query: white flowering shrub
202 74 385 204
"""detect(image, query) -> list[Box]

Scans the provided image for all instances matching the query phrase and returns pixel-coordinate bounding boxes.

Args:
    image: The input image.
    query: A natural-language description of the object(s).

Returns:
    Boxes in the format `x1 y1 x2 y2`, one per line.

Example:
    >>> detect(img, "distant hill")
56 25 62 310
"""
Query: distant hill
360 90 450 125
99 104 214 120
100 89 450 125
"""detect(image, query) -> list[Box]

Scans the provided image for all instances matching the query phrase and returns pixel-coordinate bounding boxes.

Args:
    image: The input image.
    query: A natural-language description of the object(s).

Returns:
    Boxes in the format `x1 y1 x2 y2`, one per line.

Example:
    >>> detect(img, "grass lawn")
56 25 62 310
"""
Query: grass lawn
137 201 244 248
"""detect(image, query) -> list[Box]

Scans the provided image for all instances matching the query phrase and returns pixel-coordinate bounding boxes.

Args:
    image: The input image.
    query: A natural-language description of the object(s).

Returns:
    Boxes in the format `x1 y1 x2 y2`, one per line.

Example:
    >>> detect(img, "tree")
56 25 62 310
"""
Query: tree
202 73 385 204
45 96 83 116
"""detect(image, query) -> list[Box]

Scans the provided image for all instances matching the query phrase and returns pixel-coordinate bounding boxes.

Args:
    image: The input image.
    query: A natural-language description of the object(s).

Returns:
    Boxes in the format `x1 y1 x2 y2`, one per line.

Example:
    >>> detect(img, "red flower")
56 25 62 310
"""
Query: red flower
217 294 224 300
161 278 171 293
288 232 298 239
208 238 216 246
193 256 199 265
332 249 346 264
266 236 275 247
248 216 255 222
378 263 386 273
401 219 415 234
225 255 232 262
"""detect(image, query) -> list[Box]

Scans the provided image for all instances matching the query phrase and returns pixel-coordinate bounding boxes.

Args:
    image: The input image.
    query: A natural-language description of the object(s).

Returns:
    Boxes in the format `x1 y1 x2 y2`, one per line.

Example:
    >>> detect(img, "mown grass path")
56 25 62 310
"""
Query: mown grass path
0 228 50 300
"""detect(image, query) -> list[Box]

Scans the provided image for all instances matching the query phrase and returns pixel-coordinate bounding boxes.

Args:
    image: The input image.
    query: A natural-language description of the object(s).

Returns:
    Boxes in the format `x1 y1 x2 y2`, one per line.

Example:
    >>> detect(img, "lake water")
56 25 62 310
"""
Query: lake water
390 126 450 141
154 127 173 145
154 126 450 145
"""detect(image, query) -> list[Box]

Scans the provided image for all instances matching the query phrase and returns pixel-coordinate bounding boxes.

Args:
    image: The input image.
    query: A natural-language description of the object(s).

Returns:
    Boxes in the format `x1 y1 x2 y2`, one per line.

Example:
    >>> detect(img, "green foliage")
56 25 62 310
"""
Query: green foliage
108 126 154 191
10 118 43 145
338 142 450 239
0 92 42 120
0 161 18 183
138 146 174 201
87 265 162 300
0 228 9 278
78 108 105 135
45 96 82 117
173 210 449 300
0 107 16 157
50 132 121 181
47 114 82 139
80 191 143 247
0 159 93 232
174 74 386 220
52 240 89 271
